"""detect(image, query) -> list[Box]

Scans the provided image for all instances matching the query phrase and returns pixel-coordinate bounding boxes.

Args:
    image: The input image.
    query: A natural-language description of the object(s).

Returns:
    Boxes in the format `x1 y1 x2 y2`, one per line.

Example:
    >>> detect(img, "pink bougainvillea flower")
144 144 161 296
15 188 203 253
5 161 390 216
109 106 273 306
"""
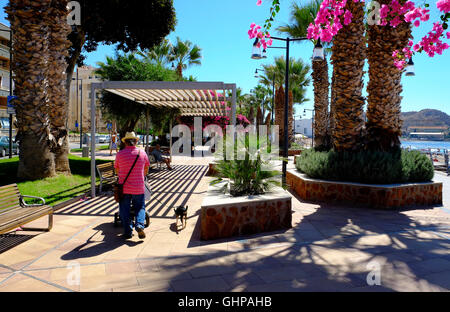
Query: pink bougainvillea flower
343 10 353 25
447 32 450 39
437 0 450 13
256 0 262 6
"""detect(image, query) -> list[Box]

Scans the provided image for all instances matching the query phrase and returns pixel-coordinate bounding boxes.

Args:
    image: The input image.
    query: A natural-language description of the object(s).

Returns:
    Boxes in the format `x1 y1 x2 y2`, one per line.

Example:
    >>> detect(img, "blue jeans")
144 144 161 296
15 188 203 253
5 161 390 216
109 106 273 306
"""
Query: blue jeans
119 194 146 236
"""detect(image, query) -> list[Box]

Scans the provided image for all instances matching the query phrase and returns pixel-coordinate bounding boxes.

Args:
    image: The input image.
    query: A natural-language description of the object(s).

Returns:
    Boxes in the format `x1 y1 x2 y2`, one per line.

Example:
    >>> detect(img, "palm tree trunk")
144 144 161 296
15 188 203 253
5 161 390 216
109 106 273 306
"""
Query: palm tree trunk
312 58 330 149
329 68 336 147
330 0 366 151
366 0 412 151
47 0 72 174
275 86 293 149
176 63 183 79
6 0 57 179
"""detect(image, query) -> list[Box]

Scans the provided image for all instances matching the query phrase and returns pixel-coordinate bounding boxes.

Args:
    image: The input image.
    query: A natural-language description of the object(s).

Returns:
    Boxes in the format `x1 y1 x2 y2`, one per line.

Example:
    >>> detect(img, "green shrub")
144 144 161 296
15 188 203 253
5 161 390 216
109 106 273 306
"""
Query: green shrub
296 148 434 184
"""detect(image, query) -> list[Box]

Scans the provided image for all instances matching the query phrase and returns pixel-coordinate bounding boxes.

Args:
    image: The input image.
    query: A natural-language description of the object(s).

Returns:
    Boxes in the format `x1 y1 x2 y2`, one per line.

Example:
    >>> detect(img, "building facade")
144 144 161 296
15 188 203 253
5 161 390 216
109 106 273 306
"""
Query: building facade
407 126 448 140
294 119 313 137
68 66 108 133
0 23 12 137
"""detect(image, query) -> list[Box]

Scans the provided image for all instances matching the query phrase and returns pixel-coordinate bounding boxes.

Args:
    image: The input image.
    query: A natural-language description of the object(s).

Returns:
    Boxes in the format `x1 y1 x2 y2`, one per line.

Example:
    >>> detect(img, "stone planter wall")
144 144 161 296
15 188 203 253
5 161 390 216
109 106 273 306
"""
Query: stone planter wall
280 150 303 157
201 185 292 240
289 150 302 157
287 170 442 210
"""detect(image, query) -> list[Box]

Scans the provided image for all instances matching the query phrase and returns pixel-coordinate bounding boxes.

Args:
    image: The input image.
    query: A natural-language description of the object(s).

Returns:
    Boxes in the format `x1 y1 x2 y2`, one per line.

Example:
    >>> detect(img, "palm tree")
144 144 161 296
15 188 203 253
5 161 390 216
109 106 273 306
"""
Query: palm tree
366 0 412 151
138 38 173 67
330 0 366 151
47 1 72 175
259 56 311 147
260 56 310 104
6 0 71 179
236 87 245 114
170 37 202 78
277 0 330 148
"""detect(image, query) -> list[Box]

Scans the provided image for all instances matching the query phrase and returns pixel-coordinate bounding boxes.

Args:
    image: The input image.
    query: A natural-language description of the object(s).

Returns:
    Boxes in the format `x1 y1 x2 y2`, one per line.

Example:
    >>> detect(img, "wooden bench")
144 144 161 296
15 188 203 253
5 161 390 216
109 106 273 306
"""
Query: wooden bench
96 162 116 193
0 184 53 234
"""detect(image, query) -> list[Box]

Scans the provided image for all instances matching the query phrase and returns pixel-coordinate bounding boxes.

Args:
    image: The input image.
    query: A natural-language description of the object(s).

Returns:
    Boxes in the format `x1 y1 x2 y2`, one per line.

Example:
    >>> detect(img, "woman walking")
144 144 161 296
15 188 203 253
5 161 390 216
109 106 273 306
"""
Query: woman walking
114 132 150 239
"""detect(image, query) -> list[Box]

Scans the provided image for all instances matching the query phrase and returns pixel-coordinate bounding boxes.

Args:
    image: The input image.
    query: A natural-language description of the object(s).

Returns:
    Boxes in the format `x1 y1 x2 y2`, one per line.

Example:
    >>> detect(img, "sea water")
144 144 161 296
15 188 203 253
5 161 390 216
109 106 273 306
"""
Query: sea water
401 140 450 151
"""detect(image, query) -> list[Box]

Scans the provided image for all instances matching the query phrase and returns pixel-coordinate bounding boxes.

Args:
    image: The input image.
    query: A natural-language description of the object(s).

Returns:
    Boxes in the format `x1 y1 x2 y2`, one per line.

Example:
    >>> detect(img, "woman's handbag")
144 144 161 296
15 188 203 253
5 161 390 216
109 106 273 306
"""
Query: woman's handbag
113 151 140 203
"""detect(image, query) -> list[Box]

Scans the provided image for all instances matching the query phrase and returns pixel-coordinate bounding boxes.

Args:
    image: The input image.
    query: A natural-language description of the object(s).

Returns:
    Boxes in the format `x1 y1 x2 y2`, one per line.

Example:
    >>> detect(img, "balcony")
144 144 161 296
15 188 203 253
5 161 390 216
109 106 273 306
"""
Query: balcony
0 44 9 60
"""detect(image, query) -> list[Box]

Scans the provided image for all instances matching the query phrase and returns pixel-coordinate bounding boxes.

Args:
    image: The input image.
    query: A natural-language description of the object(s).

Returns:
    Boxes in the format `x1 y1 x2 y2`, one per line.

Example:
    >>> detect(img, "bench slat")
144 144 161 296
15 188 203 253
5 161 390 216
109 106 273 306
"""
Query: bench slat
0 193 20 204
0 188 20 198
0 206 52 228
0 203 20 213
0 207 53 234
0 205 22 215
0 184 19 191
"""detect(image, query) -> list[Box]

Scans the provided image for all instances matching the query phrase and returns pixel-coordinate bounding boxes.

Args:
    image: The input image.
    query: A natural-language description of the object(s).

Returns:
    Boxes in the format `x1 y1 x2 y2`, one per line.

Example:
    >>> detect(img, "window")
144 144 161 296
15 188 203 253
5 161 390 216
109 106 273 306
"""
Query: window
304 128 308 135
0 117 9 129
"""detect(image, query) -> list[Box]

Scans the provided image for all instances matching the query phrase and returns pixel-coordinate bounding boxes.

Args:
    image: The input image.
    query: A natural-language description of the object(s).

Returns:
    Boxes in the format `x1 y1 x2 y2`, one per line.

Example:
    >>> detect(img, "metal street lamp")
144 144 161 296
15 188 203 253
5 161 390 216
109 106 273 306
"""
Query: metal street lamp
261 48 268 59
312 39 325 62
251 38 263 60
405 57 415 77
254 68 264 78
252 36 317 185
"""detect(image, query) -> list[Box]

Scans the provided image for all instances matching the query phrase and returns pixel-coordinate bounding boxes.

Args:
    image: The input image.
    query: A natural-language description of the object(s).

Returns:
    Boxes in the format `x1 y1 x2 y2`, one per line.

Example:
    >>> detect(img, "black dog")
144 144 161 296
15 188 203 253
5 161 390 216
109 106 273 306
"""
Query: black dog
174 206 188 230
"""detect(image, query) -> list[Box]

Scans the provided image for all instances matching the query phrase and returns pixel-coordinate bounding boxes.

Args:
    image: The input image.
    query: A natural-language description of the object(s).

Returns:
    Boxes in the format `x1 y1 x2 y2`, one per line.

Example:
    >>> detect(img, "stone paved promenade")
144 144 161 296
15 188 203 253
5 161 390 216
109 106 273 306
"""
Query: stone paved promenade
0 156 449 292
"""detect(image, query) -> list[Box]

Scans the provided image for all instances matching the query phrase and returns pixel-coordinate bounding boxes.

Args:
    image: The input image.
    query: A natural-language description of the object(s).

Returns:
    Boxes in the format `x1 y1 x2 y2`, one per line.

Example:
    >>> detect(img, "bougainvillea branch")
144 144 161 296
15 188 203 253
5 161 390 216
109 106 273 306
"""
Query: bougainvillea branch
250 0 450 71
247 0 281 49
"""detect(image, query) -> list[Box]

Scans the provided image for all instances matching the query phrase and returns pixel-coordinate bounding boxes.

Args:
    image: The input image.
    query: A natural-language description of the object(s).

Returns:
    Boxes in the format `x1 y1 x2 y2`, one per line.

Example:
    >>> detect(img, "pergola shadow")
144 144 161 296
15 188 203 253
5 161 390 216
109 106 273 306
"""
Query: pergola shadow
54 164 208 220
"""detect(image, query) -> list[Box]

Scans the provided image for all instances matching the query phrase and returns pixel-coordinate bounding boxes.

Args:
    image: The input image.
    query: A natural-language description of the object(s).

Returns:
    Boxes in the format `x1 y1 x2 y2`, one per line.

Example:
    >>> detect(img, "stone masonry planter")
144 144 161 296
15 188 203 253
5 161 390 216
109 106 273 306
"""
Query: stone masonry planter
286 169 442 210
280 149 303 157
201 183 292 240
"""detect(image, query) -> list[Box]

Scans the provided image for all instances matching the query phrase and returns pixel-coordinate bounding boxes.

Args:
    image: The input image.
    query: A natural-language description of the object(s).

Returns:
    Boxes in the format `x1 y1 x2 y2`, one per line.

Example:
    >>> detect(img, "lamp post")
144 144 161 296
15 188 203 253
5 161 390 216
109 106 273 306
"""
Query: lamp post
254 68 266 121
252 36 324 185
304 108 315 148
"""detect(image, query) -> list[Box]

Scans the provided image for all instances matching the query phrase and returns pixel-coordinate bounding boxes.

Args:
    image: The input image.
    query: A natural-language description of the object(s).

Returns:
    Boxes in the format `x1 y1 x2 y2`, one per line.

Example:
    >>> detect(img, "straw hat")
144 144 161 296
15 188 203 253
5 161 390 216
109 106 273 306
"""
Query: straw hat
121 132 140 143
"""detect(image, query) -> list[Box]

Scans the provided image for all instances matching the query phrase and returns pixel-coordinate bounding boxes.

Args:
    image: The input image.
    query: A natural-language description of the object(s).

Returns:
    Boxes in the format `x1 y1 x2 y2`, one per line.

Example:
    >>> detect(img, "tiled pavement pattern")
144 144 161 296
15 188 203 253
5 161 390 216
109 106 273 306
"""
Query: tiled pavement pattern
0 157 449 292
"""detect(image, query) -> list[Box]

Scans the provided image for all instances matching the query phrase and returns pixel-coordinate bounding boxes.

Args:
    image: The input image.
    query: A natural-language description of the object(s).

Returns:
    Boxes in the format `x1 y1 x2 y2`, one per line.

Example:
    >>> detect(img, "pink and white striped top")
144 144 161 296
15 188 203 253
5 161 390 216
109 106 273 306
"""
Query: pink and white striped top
115 146 150 195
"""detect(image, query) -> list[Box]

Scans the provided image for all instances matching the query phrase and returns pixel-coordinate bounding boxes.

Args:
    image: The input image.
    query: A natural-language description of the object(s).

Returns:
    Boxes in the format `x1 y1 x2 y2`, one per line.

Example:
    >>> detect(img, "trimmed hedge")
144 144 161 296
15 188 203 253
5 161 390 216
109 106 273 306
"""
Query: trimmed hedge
296 148 434 184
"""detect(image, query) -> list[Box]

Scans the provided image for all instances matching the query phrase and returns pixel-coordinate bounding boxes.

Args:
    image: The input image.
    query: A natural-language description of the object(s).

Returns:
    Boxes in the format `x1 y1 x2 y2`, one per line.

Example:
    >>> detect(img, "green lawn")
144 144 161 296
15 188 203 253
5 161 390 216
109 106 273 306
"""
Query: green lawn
70 145 110 153
0 155 112 207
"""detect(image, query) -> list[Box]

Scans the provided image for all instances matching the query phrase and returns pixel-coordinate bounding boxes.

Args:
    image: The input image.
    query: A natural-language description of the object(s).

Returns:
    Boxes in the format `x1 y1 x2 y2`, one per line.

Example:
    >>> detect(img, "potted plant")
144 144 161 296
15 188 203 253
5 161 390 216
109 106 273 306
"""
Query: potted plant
200 133 292 240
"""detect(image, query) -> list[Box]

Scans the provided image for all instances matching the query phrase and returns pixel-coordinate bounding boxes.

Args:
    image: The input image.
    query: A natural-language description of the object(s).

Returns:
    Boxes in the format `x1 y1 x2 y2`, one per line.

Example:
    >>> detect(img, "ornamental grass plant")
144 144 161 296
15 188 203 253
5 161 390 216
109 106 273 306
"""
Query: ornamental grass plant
211 132 282 197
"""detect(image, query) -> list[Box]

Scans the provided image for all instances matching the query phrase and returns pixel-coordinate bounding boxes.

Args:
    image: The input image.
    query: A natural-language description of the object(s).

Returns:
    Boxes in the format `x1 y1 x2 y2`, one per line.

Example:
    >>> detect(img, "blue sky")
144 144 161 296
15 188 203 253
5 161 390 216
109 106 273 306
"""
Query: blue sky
0 0 449 114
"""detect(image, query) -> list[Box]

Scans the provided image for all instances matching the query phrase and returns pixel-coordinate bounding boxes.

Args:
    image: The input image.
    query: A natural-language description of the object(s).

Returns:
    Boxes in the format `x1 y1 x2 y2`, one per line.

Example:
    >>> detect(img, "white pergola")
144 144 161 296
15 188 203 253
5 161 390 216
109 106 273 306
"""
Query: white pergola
89 81 237 197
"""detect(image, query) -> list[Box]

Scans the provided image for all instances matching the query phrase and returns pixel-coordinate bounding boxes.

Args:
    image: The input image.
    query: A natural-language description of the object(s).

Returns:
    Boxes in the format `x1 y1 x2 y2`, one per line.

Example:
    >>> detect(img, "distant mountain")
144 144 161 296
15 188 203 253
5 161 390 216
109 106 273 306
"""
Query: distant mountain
401 109 450 130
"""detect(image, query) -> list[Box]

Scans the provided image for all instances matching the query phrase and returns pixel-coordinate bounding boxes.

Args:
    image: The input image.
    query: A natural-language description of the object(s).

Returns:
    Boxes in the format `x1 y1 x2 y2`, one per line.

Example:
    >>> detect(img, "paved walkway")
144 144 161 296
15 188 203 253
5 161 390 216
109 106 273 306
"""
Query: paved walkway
0 158 449 292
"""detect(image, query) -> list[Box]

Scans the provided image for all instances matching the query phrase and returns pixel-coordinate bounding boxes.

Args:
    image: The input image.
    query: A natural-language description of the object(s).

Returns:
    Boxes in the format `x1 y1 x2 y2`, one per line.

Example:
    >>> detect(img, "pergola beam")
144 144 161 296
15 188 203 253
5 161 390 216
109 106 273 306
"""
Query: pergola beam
89 81 237 198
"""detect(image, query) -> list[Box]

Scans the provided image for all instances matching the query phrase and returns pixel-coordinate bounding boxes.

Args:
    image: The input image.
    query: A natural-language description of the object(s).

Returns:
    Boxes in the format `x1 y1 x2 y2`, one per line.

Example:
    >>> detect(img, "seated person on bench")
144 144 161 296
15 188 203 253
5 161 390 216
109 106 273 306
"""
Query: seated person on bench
152 144 173 170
